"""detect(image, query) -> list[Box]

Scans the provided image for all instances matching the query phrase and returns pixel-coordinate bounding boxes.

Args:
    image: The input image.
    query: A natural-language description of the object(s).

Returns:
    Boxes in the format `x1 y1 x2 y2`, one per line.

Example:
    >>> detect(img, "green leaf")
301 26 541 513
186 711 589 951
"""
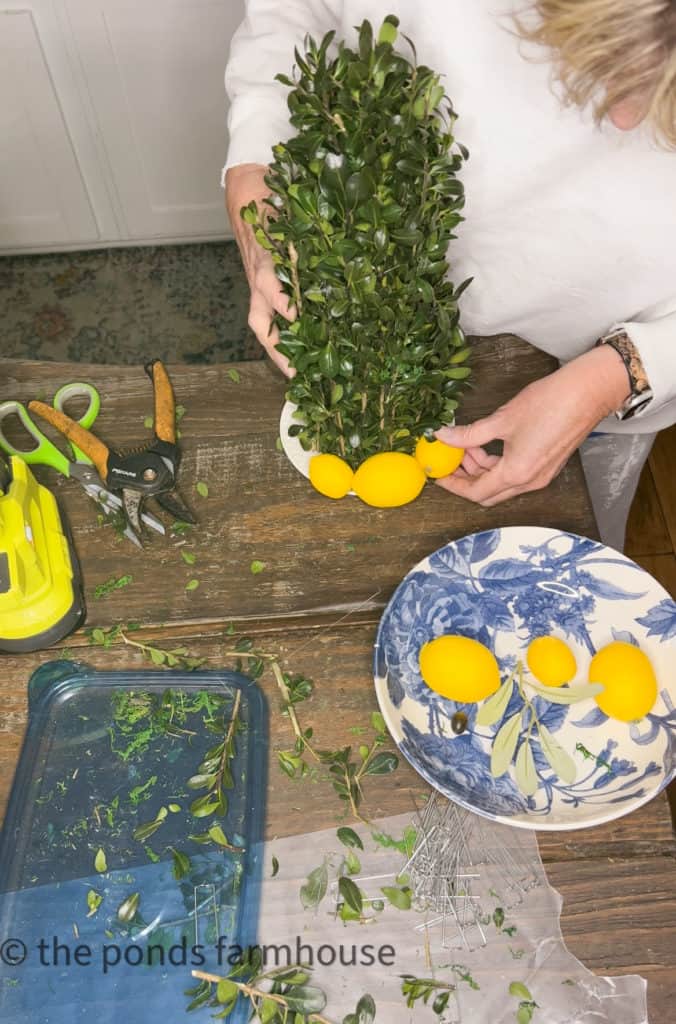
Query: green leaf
208 825 238 848
187 773 217 790
94 848 107 873
362 751 398 776
189 794 219 818
171 848 191 880
300 861 328 909
537 723 577 783
216 978 239 1004
227 368 241 383
370 711 386 734
509 982 533 1001
381 885 411 910
185 579 199 591
181 551 196 565
86 890 103 917
339 876 363 916
250 560 266 575
490 712 522 777
117 892 140 923
378 15 399 45
476 676 515 727
493 907 505 929
196 481 209 498
350 994 376 1024
281 985 327 1014
515 740 539 796
345 849 361 875
337 826 364 850
132 819 164 842
517 1006 535 1024
271 855 280 877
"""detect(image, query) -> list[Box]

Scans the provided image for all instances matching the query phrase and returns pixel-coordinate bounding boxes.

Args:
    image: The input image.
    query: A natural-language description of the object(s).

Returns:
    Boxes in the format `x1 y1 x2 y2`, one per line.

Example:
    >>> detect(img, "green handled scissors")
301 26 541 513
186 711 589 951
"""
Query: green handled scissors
0 383 164 545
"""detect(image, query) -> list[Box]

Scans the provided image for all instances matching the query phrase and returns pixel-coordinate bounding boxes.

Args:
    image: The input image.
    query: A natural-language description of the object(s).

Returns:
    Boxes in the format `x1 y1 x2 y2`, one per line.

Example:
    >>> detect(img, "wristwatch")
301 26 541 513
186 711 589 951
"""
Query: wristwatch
595 327 654 420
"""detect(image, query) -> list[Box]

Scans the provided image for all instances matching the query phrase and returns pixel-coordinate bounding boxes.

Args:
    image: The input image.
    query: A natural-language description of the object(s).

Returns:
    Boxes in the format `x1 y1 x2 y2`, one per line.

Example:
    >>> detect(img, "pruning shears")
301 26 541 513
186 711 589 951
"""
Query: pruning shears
28 361 195 546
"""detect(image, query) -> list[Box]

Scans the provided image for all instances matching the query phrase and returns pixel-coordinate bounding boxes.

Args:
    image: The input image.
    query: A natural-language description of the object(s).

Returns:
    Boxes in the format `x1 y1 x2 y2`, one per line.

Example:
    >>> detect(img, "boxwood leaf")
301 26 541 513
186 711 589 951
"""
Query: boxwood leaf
300 861 328 909
338 876 363 915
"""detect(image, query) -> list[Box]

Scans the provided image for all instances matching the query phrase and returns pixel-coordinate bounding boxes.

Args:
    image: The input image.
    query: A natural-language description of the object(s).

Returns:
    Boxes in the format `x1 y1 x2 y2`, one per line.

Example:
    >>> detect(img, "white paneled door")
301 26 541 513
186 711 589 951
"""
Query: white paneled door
65 0 242 240
0 8 99 247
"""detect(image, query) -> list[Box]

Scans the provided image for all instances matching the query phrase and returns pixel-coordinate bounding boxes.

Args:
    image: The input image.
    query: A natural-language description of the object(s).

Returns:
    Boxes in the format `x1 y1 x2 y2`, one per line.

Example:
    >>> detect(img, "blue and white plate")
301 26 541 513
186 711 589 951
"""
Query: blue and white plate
374 527 676 830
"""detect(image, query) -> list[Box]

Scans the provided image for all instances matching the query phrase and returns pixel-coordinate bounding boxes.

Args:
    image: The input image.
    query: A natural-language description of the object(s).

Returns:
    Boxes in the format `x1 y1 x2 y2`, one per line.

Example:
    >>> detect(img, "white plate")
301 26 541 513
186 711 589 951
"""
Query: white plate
374 526 676 831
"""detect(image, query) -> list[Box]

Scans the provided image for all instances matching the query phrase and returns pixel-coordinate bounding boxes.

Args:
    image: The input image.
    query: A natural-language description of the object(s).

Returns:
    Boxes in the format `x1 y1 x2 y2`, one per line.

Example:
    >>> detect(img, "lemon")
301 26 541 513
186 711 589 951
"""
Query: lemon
415 437 465 478
353 452 426 508
589 641 658 722
419 634 501 703
309 453 354 499
526 636 577 687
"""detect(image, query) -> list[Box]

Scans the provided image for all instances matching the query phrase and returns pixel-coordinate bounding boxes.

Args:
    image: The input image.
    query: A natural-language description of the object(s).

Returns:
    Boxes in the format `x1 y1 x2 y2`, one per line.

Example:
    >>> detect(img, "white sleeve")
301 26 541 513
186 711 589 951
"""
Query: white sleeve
223 0 343 180
614 295 676 425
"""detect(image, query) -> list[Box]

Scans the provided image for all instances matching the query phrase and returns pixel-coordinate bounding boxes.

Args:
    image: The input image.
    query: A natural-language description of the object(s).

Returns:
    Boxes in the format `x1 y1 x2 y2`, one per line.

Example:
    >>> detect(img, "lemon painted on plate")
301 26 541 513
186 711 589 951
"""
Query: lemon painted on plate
526 636 577 687
309 453 355 499
352 452 426 508
589 640 658 722
414 437 465 478
419 634 501 703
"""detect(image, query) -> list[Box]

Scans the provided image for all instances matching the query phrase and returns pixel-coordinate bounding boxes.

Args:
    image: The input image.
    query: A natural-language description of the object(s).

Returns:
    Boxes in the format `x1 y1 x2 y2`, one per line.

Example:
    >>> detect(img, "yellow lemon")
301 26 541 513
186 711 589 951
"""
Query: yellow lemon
353 452 426 508
589 641 658 722
526 636 577 687
309 453 354 499
415 437 465 478
419 634 501 703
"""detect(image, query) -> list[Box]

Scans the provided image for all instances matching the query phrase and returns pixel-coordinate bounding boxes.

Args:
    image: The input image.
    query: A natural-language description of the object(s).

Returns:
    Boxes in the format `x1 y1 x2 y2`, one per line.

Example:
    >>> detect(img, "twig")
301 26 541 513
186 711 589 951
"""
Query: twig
190 971 333 1023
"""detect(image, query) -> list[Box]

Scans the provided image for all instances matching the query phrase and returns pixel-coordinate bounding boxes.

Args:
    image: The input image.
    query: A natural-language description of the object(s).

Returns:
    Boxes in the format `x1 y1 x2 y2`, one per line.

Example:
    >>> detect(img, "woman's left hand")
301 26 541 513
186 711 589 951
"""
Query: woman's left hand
435 346 631 507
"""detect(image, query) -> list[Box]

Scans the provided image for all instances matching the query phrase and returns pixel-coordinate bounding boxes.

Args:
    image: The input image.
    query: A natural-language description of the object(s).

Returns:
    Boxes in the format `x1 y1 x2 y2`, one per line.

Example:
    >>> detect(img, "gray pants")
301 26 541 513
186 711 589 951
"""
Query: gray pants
578 431 656 552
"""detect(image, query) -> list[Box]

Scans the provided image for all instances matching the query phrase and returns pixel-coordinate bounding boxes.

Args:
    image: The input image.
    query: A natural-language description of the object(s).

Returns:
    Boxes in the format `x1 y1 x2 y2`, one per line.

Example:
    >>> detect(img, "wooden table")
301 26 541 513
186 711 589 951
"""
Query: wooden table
1 341 674 1021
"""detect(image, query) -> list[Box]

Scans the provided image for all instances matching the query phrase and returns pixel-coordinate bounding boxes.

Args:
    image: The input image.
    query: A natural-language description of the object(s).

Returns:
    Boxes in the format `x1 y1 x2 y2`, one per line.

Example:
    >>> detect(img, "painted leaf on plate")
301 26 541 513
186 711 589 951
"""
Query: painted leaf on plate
538 723 577 783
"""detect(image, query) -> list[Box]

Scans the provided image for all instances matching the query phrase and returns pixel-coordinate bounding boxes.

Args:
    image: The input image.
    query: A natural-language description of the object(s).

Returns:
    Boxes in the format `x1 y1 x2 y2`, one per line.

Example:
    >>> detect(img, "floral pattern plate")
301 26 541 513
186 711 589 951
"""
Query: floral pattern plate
374 527 676 830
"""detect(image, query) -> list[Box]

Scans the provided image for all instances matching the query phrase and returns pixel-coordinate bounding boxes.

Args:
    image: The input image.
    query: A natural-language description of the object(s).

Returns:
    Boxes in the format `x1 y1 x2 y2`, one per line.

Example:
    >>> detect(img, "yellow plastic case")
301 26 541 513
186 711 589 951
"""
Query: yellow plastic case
0 457 84 653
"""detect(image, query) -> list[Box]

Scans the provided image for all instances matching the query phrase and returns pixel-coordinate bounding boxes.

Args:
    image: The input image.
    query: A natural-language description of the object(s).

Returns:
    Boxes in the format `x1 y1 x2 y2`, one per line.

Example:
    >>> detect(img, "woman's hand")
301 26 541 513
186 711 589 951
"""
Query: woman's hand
435 346 631 507
225 163 295 376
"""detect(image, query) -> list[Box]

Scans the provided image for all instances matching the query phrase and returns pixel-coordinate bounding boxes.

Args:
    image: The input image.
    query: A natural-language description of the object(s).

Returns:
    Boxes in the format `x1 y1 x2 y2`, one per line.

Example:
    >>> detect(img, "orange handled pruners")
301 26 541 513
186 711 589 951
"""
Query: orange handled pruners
29 360 195 546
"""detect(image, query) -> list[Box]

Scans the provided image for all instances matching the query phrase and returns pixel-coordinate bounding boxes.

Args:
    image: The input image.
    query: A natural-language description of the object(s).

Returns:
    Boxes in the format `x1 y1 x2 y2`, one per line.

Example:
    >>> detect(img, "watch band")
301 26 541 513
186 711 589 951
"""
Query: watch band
595 328 653 420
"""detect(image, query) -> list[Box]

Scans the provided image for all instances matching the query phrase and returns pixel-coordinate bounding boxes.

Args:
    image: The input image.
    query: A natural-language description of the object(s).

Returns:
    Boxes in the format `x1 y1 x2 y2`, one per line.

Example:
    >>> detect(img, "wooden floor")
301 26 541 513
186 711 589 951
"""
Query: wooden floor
625 423 676 598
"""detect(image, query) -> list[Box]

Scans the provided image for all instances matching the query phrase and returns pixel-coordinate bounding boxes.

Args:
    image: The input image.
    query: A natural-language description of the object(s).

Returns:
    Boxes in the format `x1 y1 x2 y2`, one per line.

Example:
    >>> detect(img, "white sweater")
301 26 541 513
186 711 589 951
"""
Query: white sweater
224 0 676 434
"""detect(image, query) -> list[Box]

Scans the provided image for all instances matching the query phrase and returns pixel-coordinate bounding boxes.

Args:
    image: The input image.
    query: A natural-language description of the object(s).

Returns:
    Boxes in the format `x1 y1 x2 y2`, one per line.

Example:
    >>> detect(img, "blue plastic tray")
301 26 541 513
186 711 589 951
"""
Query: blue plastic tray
0 660 267 1023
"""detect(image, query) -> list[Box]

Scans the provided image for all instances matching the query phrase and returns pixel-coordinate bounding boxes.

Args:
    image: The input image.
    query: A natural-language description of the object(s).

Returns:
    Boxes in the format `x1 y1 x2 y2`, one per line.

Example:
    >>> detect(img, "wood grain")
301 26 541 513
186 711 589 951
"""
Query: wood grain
631 553 676 598
648 424 676 553
1 625 673 857
625 463 672 557
0 340 597 630
0 629 673 1020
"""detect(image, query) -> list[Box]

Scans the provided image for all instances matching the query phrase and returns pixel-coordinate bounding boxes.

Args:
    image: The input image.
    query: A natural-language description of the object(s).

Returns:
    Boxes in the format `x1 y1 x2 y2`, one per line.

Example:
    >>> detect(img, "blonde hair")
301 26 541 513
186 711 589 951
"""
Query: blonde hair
516 0 676 148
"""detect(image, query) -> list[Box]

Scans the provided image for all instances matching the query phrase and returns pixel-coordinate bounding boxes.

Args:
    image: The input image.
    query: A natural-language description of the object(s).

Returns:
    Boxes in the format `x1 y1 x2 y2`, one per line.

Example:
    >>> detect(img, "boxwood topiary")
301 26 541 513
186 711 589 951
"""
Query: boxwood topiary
242 14 472 468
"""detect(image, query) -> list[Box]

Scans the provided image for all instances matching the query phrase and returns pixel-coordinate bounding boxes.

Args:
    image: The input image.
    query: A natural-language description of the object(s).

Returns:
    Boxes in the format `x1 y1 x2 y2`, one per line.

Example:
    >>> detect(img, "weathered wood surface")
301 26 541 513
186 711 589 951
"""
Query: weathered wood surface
0 338 597 628
0 627 674 1021
1 350 674 1022
0 624 673 858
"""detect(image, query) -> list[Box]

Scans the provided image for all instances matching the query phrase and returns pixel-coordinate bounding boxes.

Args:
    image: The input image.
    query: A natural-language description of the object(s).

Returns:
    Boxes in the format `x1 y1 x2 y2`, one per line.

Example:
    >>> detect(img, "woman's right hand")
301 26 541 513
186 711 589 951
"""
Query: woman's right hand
225 163 296 376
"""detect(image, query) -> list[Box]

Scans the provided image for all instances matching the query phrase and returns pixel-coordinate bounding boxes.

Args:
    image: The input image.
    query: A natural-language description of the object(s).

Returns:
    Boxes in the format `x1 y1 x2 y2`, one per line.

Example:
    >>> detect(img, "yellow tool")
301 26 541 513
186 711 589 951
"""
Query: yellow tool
0 454 84 653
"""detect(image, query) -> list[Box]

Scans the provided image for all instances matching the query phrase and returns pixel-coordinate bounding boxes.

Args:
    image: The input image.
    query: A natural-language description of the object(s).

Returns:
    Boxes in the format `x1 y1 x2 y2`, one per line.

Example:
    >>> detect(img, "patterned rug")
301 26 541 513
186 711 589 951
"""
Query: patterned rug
0 242 263 365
